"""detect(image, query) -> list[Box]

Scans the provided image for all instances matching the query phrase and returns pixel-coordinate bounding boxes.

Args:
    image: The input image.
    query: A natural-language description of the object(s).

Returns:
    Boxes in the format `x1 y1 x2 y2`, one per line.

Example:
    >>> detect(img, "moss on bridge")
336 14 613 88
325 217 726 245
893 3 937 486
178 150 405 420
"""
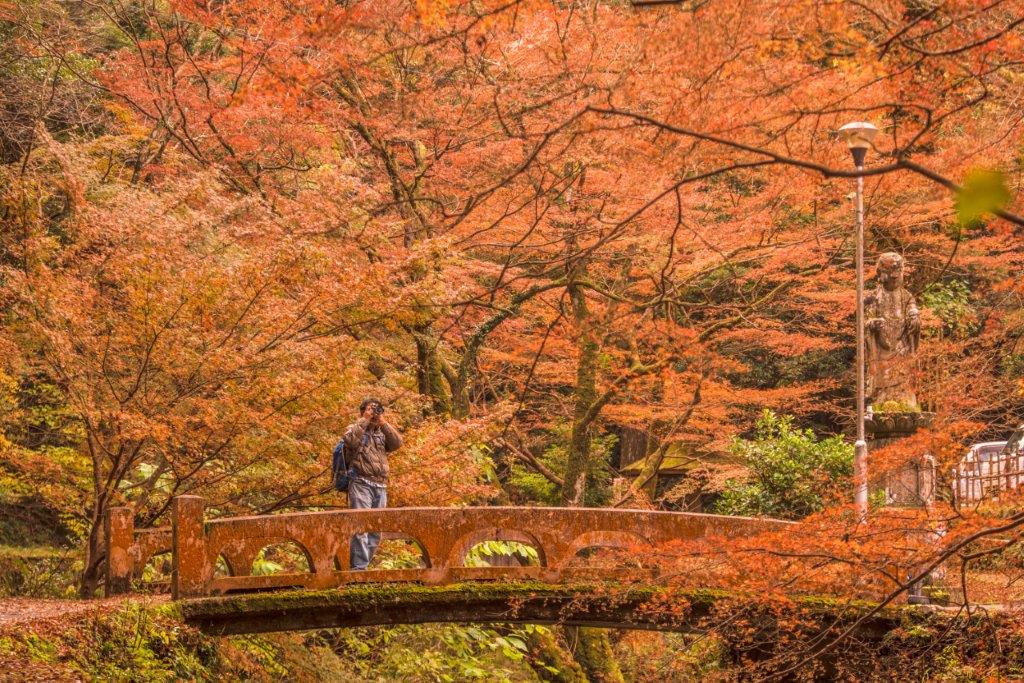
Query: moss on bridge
178 580 931 639
181 581 651 617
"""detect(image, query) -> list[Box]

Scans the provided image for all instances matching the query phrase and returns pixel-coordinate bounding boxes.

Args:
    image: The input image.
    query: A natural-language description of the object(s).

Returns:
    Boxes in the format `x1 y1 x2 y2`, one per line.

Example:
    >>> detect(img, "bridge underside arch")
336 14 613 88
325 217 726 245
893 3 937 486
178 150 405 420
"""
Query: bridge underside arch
178 582 908 643
181 582 704 635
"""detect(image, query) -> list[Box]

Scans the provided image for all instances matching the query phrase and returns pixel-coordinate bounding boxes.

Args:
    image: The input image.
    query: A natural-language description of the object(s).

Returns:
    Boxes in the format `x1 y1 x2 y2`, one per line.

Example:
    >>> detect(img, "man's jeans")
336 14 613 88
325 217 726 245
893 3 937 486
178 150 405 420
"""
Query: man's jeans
349 477 387 570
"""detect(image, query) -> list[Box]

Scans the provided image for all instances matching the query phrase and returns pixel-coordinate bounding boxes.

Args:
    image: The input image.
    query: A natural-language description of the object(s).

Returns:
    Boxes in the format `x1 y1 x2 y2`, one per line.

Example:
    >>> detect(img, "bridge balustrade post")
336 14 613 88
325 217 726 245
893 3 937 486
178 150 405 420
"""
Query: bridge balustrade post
172 495 208 599
104 506 134 596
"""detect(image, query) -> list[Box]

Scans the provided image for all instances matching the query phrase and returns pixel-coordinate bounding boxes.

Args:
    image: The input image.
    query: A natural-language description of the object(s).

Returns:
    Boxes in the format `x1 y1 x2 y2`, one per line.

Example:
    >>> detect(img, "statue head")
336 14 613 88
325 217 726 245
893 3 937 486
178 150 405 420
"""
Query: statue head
875 252 905 291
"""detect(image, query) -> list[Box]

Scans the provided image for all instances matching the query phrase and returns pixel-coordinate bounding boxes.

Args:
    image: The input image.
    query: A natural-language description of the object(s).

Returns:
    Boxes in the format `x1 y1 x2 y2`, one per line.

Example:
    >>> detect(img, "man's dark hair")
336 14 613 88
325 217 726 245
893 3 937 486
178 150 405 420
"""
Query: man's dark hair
360 397 383 413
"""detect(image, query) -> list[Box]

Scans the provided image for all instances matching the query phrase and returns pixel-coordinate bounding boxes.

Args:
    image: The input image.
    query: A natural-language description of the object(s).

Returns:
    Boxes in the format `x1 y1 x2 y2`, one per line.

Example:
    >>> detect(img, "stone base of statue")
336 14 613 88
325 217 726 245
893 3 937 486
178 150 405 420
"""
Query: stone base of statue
867 411 936 507
866 410 940 605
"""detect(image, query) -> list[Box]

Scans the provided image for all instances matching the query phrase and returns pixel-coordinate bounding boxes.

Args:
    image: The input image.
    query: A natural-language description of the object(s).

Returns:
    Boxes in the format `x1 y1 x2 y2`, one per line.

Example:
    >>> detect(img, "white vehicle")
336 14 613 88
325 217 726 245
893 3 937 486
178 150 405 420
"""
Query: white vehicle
953 429 1024 503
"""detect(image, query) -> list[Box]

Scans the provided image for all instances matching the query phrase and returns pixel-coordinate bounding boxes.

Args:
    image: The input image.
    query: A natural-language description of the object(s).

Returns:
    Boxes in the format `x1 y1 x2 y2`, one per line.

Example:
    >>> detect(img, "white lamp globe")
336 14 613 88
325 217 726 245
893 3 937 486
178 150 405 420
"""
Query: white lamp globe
838 121 879 151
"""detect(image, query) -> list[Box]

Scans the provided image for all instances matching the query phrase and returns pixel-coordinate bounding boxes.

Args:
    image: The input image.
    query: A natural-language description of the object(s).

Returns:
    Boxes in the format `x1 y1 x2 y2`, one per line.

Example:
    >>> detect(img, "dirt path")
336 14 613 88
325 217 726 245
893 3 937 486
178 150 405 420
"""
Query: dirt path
0 595 168 627
0 595 170 682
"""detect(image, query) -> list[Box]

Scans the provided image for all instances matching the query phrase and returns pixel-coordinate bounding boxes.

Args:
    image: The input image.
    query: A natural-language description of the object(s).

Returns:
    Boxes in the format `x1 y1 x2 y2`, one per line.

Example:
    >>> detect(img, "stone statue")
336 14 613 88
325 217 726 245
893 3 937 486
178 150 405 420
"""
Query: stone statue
865 252 920 409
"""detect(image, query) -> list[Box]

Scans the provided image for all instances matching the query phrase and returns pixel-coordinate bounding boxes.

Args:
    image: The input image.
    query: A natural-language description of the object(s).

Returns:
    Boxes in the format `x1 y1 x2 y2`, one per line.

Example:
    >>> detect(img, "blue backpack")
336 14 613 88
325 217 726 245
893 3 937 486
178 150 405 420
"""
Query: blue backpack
331 433 368 492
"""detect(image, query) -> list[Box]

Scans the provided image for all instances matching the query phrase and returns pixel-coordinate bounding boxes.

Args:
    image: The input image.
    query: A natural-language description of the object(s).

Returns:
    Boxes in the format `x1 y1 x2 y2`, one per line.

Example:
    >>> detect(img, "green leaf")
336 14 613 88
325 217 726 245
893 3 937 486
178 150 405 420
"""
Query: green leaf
956 168 1011 228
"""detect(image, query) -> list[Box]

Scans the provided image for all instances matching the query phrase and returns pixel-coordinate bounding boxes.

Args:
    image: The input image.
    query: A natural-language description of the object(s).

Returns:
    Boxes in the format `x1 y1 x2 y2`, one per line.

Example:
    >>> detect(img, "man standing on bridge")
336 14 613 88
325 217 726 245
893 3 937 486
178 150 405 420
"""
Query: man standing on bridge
342 397 403 570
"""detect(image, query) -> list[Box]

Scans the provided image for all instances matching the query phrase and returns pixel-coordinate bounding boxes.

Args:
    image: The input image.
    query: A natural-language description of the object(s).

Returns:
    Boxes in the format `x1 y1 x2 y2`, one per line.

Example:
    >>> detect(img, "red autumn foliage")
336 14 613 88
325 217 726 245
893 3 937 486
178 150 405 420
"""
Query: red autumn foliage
2 0 1024 673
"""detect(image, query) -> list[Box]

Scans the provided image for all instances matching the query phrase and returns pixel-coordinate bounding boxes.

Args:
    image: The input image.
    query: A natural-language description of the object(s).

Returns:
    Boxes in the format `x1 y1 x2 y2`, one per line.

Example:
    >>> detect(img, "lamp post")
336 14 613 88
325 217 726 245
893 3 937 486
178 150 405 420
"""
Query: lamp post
839 121 879 519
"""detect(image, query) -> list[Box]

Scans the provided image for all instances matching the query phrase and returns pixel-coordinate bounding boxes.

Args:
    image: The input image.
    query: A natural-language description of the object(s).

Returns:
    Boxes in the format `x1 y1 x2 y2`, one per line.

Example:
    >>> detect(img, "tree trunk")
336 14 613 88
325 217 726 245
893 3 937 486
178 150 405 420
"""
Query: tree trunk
79 498 106 598
526 627 588 682
566 627 624 683
561 280 599 506
413 326 453 416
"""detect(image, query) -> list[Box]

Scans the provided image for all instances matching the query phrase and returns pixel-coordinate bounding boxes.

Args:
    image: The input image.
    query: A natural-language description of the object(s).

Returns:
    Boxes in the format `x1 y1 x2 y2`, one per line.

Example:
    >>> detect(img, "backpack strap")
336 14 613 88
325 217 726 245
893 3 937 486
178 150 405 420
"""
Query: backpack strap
331 440 347 491
350 431 371 469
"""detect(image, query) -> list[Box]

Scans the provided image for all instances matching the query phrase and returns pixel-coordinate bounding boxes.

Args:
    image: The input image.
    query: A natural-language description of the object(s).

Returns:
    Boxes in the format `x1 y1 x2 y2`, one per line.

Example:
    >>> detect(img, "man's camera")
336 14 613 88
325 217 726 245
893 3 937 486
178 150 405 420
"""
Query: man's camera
371 403 385 417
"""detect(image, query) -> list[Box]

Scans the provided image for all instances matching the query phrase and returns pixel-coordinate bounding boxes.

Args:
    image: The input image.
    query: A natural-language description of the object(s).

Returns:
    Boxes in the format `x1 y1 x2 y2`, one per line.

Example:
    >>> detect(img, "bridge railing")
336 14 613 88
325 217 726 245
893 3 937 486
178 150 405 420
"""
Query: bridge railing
104 508 171 595
105 496 791 598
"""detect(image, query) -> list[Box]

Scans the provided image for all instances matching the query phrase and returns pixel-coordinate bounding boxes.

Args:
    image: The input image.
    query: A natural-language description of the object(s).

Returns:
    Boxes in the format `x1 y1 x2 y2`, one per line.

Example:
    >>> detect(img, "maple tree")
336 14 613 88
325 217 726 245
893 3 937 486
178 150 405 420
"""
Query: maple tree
2 0 1024 677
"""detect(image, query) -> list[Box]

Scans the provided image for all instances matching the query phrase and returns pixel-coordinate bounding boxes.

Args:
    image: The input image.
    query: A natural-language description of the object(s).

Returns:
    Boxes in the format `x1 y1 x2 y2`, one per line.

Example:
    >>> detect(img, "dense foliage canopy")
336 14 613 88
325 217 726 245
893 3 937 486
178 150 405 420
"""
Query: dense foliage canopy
3 0 1024 678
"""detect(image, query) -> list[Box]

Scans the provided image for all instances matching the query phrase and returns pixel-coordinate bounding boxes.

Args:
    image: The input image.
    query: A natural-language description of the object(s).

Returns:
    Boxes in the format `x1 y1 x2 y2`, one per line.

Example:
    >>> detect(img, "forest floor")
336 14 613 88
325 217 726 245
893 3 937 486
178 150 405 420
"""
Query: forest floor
0 592 366 682
0 595 166 627
0 595 171 683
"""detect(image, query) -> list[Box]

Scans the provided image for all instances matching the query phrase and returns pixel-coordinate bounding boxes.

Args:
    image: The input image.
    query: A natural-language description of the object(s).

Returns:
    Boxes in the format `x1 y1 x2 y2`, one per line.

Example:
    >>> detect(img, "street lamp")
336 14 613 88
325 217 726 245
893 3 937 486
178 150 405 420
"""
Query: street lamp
839 121 879 519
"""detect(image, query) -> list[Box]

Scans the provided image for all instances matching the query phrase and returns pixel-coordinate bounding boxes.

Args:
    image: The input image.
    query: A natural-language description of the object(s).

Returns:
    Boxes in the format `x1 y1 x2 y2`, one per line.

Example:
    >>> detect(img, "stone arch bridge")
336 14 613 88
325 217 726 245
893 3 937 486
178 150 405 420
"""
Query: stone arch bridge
109 498 894 636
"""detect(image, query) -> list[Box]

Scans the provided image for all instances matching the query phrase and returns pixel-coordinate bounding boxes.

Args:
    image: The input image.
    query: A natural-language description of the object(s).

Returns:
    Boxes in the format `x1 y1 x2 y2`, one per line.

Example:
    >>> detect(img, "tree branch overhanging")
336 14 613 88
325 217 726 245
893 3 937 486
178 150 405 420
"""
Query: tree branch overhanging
585 106 1024 228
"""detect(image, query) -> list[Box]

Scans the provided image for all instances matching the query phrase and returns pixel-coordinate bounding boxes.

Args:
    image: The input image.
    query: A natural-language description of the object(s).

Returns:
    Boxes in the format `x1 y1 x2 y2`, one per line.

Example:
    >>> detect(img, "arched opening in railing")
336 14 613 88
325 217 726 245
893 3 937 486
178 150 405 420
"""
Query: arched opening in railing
451 529 545 568
465 540 541 568
251 540 313 576
564 531 650 570
333 533 430 571
140 550 172 592
214 554 233 578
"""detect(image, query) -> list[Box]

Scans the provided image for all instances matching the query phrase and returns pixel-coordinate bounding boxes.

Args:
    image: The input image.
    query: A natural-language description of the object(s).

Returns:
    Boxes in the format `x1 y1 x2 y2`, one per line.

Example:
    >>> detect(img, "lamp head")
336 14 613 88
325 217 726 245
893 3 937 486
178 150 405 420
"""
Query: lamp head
838 121 879 166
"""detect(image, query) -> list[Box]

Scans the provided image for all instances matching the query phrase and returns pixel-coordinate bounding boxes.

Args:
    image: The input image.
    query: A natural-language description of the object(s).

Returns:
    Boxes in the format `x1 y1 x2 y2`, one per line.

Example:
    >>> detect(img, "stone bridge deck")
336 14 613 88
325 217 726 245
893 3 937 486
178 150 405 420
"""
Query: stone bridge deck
105 496 792 600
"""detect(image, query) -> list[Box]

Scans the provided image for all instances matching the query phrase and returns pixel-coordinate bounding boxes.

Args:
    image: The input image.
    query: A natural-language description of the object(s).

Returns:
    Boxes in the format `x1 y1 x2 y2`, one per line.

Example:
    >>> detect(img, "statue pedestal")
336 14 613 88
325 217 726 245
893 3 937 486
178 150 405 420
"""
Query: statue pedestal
866 412 936 508
866 411 939 604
